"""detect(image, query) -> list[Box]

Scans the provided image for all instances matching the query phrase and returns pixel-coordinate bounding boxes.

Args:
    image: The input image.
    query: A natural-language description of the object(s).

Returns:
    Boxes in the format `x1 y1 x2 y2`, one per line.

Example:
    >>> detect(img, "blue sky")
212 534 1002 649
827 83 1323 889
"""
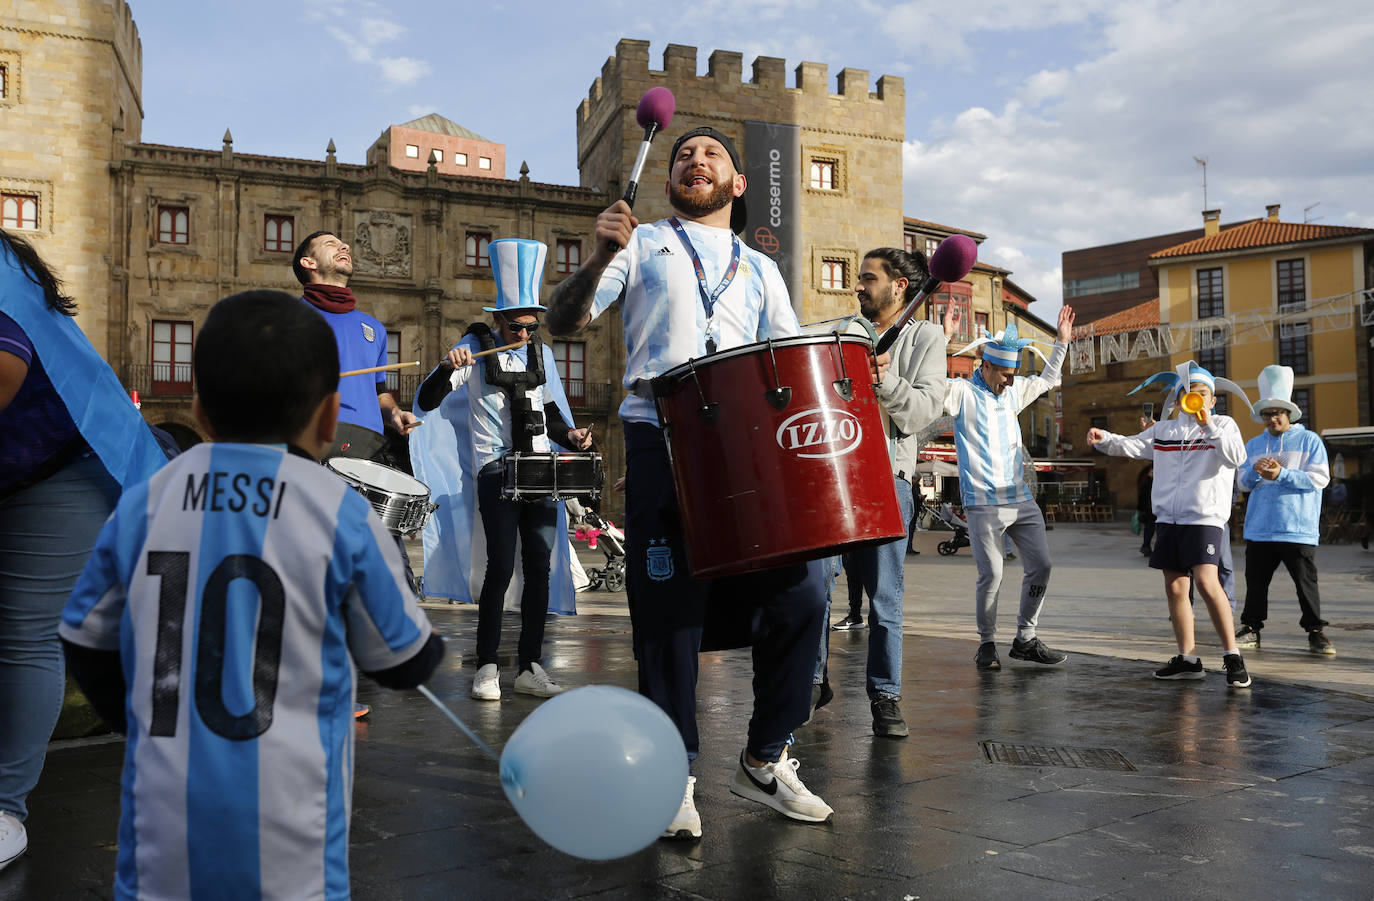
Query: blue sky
132 0 1374 310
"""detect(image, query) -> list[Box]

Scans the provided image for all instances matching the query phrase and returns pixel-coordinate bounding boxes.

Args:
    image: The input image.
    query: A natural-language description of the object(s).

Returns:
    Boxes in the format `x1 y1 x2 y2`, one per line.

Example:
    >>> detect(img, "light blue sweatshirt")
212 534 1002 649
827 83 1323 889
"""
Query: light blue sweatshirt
1238 424 1329 545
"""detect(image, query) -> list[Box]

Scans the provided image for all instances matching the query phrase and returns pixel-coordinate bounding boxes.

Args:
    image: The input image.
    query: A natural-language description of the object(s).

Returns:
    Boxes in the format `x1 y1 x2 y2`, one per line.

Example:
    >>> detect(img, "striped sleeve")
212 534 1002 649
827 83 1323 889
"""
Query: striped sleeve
332 491 433 672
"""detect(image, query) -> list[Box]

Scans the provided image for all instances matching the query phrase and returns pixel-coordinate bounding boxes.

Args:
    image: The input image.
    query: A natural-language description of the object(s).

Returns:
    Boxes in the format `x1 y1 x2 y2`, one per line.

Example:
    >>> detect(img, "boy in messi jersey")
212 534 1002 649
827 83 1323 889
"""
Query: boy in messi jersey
1088 363 1251 689
60 291 445 900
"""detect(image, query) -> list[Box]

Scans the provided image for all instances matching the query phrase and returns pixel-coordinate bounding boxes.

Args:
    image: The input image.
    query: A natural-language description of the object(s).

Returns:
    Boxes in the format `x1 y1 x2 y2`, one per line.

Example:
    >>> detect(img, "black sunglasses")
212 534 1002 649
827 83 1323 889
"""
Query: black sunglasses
505 320 540 334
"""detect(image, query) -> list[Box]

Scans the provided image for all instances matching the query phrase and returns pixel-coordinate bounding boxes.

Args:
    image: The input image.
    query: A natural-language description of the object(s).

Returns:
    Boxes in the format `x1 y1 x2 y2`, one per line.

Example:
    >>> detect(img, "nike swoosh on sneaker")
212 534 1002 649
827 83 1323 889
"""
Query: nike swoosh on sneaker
741 762 779 796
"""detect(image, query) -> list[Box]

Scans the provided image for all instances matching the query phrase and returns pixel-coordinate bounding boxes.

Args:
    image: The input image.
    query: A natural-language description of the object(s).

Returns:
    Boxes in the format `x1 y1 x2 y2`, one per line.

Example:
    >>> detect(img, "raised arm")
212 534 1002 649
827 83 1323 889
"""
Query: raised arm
547 201 637 336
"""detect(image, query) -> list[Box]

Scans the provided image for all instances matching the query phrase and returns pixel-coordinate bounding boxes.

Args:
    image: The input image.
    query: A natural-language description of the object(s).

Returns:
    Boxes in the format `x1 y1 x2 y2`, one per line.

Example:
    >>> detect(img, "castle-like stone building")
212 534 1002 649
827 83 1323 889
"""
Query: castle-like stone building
4 1 1066 516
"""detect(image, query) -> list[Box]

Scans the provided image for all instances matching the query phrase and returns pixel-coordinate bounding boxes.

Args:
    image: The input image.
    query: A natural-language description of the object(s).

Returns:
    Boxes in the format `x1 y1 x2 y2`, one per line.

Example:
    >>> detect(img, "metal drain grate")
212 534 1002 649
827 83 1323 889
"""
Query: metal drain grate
980 741 1137 772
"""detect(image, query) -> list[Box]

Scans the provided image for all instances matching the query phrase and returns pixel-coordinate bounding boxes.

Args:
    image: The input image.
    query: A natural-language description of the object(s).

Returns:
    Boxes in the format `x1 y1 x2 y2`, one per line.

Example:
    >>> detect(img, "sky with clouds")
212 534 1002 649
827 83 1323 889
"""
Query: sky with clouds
130 0 1374 311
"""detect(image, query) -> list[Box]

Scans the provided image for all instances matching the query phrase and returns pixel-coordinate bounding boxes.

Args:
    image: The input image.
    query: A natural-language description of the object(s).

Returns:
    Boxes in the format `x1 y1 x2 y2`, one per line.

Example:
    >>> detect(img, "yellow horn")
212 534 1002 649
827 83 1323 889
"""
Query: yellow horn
1180 391 1205 414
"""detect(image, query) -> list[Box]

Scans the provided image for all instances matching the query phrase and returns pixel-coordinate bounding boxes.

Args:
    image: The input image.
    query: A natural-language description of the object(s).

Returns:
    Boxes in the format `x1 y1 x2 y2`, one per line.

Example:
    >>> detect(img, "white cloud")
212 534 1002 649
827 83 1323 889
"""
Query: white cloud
378 57 430 87
902 0 1374 311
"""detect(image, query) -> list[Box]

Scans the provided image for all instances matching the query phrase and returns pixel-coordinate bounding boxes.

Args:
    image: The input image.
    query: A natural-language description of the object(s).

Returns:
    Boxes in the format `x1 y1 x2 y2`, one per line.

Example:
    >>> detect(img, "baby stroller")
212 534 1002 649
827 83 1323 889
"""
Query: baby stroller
931 503 972 556
579 512 627 592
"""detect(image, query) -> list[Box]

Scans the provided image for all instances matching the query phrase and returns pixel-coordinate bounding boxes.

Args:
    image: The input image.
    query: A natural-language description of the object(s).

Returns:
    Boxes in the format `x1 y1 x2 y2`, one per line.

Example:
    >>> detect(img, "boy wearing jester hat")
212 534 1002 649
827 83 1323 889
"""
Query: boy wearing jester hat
411 239 592 702
942 305 1076 671
1088 362 1253 688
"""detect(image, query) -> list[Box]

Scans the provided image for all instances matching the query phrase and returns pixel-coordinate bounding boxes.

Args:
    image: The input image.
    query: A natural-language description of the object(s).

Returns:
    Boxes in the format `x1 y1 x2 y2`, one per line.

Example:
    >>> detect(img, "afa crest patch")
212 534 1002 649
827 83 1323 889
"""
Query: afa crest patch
646 539 674 581
1206 544 1216 556
361 322 376 342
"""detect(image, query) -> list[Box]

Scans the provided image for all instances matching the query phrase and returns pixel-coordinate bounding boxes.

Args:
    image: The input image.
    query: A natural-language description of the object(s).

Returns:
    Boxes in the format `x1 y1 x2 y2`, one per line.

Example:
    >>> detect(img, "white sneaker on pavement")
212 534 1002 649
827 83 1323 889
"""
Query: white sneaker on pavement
661 775 701 840
513 662 563 698
0 811 27 871
729 748 834 823
471 663 501 701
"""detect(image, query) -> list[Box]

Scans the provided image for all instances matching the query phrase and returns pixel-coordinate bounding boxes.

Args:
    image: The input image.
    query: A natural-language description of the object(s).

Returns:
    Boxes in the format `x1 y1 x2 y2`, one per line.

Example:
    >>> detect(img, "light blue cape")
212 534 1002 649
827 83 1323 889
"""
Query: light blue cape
409 338 577 613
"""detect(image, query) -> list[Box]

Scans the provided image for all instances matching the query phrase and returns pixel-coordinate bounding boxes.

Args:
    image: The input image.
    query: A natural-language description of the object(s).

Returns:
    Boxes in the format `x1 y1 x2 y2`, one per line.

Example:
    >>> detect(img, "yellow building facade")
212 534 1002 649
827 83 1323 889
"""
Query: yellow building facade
1150 206 1374 443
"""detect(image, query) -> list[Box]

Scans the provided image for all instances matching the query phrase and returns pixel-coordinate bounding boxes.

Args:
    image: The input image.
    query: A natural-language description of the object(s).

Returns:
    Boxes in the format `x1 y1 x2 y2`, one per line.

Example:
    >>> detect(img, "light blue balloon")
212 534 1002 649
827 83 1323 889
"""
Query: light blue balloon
499 685 688 860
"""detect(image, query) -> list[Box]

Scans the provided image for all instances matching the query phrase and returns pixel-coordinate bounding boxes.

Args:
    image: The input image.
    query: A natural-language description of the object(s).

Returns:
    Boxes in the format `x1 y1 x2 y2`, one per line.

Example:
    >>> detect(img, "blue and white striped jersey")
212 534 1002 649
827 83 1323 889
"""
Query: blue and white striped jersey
589 217 799 425
60 442 433 901
945 343 1066 508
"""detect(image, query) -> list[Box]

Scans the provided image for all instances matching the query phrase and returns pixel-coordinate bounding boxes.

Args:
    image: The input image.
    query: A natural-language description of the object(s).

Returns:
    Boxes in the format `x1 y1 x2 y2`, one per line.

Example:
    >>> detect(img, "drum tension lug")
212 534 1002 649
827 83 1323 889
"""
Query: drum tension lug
765 387 792 410
697 403 720 425
832 379 853 402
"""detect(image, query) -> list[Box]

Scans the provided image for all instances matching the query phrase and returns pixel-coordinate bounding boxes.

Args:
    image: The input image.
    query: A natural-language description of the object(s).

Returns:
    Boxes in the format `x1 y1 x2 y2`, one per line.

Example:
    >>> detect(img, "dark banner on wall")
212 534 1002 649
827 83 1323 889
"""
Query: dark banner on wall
743 121 802 306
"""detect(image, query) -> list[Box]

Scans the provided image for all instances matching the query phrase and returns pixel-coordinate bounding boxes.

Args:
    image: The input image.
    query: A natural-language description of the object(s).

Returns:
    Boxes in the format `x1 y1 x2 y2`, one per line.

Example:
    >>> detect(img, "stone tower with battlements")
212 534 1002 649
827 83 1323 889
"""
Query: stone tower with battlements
1 0 143 356
576 39 905 324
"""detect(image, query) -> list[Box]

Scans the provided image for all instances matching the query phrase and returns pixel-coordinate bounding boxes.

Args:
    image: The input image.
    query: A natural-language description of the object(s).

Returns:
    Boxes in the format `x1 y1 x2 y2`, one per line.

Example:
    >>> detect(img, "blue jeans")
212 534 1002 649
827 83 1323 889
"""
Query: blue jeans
0 453 120 819
474 463 558 669
816 477 912 700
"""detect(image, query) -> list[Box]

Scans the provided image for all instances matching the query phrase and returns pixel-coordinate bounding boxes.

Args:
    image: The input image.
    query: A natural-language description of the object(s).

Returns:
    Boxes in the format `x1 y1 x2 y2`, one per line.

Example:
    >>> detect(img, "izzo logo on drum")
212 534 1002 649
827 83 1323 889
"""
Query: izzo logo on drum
775 408 863 459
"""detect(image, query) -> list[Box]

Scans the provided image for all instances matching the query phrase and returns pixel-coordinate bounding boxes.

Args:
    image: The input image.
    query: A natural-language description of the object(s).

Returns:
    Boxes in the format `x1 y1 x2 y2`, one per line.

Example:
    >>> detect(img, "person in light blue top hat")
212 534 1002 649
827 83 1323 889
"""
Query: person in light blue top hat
411 239 592 703
1234 364 1334 655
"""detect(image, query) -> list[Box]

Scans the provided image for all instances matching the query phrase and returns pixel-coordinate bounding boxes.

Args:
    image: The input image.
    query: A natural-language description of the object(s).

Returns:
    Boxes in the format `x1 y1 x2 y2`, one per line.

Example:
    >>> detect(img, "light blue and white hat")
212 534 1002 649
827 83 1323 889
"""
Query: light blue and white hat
955 320 1048 370
483 239 548 313
1252 364 1302 422
1128 360 1249 418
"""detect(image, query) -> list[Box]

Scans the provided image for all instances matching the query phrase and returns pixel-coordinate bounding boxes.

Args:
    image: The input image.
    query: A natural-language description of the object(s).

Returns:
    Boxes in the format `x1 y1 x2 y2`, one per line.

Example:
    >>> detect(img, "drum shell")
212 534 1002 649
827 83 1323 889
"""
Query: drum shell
325 457 437 535
654 335 905 579
500 452 605 502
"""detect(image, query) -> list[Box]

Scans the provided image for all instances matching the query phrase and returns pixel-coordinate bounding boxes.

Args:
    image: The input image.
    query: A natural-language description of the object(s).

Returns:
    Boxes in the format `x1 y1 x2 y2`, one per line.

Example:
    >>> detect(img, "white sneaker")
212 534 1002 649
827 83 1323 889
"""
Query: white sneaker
661 775 702 840
471 664 501 701
0 811 27 870
513 662 564 698
729 748 834 823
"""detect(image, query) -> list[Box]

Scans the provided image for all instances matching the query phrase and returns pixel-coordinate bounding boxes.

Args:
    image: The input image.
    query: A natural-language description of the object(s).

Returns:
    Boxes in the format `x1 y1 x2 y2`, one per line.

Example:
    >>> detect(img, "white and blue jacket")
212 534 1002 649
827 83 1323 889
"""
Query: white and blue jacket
1237 424 1329 545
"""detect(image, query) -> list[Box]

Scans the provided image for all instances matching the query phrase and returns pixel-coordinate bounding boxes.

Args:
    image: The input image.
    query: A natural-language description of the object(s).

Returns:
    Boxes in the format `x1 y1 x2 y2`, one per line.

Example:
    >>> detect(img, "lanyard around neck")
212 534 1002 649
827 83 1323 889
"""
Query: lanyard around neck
668 217 740 352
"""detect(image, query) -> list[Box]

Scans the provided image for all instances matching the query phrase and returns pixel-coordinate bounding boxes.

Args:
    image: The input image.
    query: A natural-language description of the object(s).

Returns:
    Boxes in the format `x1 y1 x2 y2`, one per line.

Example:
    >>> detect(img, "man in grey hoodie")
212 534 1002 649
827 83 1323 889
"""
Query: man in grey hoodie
815 247 947 738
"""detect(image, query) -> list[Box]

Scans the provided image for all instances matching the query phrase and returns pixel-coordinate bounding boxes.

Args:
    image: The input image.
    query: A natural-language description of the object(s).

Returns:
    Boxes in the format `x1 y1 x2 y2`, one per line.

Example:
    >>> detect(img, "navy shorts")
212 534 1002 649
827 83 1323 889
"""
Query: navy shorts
1150 523 1225 573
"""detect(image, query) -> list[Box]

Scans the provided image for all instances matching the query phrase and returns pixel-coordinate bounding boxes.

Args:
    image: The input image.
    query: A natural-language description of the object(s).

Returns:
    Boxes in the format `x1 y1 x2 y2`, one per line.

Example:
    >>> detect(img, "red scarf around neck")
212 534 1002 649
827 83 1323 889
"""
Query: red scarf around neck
302 283 357 313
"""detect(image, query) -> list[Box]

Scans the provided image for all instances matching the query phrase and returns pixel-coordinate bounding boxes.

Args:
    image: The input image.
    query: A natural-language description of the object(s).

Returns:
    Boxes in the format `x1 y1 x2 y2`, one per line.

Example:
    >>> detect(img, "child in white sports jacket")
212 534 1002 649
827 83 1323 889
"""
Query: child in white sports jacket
1087 362 1252 689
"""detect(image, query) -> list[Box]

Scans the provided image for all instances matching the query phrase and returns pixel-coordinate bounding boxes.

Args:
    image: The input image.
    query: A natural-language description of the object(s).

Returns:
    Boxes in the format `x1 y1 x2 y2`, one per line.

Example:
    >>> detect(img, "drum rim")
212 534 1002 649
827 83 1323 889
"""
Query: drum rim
657 333 874 381
326 456 429 496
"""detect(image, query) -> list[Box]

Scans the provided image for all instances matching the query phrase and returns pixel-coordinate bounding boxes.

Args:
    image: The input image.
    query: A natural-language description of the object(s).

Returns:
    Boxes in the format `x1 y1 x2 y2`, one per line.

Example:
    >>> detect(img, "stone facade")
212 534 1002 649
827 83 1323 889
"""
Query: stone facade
1 0 143 356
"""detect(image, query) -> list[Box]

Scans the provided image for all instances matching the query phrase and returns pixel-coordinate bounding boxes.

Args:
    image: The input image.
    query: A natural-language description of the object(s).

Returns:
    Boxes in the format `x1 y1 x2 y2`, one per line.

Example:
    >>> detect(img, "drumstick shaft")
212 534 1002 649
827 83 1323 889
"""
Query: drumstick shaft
471 340 527 359
340 361 421 377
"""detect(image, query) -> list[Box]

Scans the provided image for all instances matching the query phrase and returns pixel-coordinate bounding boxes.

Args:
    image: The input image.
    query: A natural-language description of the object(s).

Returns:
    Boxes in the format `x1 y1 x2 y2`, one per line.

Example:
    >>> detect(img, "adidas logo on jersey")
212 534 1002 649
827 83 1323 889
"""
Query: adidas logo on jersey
656 246 673 256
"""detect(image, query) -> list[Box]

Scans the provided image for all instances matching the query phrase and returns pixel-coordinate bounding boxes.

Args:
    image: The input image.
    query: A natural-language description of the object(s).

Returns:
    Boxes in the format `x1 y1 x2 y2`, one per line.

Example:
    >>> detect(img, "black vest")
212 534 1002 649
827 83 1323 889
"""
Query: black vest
466 322 547 453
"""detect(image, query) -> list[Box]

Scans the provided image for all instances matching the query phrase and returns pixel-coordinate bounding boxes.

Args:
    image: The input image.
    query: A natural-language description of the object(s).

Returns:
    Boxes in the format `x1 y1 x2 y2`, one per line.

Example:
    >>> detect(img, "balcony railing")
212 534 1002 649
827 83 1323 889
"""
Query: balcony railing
566 381 615 412
123 364 192 398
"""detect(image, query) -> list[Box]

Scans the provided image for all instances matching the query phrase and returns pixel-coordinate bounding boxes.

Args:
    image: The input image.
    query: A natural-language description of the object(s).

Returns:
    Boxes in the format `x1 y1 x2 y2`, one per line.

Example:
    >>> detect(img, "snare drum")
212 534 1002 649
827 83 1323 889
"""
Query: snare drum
326 457 438 534
653 331 905 579
500 452 605 502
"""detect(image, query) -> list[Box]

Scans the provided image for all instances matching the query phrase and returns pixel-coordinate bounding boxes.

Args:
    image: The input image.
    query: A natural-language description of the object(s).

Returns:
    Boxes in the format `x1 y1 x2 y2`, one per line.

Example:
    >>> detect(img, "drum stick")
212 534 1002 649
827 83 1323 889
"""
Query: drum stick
416 684 499 763
472 340 528 360
340 361 421 377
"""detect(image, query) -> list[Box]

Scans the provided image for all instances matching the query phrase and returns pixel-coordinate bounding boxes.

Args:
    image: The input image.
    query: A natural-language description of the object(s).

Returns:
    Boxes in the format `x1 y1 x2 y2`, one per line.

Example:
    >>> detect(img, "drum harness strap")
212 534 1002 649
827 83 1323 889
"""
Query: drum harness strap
467 322 548 454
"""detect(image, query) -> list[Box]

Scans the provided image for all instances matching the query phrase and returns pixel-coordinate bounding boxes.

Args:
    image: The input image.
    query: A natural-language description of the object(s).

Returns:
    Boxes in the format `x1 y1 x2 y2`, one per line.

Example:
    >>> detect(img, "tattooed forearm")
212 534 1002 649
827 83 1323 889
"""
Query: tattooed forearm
547 266 600 335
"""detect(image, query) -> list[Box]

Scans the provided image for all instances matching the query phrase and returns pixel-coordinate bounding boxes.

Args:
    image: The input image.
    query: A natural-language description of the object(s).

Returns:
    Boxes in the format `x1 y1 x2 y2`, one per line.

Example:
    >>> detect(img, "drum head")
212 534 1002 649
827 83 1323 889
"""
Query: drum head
327 457 429 497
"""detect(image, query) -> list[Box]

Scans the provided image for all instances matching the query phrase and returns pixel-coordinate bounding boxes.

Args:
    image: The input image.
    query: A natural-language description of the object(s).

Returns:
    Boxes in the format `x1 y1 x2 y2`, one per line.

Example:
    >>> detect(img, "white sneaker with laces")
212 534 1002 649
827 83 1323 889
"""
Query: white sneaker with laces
471 663 501 701
513 662 563 698
0 811 27 871
661 775 701 840
729 748 834 823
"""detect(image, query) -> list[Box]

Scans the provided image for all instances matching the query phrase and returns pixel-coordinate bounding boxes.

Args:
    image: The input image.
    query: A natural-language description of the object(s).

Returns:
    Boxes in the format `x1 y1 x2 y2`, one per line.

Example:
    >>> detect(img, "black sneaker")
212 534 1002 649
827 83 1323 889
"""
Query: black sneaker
832 614 865 631
871 697 909 738
1009 636 1068 665
975 641 1001 670
1234 624 1261 649
1223 653 1252 688
1307 630 1335 656
1154 655 1204 680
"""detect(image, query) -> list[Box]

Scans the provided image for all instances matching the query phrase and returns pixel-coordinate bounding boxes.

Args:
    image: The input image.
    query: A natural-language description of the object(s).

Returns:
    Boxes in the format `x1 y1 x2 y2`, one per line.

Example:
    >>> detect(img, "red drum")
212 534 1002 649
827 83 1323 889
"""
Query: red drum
652 332 905 579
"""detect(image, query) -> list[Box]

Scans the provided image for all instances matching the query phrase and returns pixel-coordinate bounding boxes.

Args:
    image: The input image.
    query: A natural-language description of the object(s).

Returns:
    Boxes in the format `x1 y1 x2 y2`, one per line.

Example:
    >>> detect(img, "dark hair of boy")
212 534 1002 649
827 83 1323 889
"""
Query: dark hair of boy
291 230 334 286
194 290 339 442
863 247 931 305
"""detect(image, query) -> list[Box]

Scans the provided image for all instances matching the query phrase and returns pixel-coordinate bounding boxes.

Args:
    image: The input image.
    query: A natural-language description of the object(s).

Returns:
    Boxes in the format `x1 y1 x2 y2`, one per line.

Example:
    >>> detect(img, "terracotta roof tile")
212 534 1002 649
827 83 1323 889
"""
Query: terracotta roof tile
1081 299 1159 337
1150 220 1374 259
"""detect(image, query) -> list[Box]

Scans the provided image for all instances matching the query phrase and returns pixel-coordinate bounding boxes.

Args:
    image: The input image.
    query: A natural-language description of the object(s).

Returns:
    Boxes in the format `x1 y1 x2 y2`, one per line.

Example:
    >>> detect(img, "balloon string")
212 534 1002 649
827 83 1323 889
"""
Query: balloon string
416 683 500 763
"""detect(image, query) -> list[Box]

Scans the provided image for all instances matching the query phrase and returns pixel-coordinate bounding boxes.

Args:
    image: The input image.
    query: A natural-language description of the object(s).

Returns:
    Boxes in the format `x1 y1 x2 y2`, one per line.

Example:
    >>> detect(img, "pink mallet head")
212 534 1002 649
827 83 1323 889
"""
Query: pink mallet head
929 233 978 283
636 87 676 130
